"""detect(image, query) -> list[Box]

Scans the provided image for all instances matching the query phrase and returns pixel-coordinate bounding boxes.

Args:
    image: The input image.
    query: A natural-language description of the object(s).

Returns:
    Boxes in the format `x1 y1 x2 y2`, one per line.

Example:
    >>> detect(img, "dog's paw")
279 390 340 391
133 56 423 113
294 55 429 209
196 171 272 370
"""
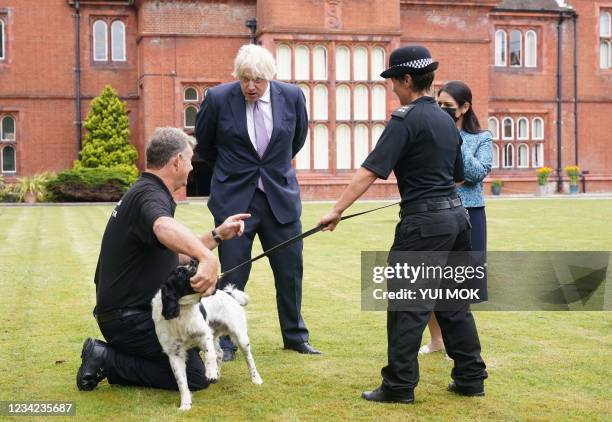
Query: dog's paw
179 402 192 411
205 366 220 382
252 374 263 385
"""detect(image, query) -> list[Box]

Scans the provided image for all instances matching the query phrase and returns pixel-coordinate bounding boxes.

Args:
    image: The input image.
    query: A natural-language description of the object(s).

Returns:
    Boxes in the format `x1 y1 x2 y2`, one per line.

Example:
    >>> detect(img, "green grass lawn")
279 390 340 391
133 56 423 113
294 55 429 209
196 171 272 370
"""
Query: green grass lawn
0 199 611 421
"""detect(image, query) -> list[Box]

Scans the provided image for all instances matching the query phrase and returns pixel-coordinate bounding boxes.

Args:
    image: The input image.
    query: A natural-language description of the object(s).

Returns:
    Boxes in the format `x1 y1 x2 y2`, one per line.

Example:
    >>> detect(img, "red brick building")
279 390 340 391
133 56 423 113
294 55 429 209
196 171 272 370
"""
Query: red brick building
0 0 610 198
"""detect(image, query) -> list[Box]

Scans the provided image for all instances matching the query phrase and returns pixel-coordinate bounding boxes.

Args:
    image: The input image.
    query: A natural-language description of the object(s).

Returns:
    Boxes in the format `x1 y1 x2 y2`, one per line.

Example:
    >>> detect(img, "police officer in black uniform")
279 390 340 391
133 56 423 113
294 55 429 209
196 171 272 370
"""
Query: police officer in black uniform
318 45 487 404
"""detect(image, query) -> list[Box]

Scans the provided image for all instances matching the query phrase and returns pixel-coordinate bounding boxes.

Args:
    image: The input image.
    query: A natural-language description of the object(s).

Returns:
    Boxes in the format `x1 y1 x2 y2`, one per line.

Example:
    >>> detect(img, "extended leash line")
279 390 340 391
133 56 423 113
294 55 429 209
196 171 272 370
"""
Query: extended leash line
218 201 400 280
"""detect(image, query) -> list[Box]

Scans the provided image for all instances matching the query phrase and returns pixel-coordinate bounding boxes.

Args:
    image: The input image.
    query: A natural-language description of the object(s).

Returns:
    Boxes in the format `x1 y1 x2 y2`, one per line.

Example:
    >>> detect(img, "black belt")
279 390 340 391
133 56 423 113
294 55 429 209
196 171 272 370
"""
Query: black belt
94 307 151 324
400 197 462 218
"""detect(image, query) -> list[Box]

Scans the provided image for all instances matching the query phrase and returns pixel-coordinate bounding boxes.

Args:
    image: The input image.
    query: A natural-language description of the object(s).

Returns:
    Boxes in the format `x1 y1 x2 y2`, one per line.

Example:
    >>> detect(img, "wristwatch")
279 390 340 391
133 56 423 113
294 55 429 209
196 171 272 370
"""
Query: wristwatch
212 229 223 245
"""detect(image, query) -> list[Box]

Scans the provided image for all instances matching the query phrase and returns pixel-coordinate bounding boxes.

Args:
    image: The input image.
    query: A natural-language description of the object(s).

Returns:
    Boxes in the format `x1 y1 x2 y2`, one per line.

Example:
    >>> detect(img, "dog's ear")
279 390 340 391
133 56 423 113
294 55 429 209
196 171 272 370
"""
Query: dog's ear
161 269 183 320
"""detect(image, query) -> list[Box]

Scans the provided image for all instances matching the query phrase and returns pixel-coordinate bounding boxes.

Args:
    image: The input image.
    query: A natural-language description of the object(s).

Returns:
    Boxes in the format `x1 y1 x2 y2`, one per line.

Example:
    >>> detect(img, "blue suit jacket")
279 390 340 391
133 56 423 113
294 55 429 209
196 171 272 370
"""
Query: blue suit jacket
195 80 308 224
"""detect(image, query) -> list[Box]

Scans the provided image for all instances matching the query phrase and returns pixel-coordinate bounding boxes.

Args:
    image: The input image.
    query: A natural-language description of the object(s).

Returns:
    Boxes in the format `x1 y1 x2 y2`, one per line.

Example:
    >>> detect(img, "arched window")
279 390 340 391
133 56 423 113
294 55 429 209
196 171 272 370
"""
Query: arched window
184 106 197 128
203 88 208 99
525 30 537 68
313 124 328 170
313 84 328 120
372 124 385 149
353 46 368 81
495 30 507 67
294 45 310 81
2 146 16 173
488 117 499 140
532 143 544 168
335 46 350 81
93 20 108 61
517 144 529 168
509 30 522 67
335 85 351 120
276 44 291 80
492 143 500 168
354 124 369 169
600 41 610 69
313 45 327 81
111 21 126 61
502 117 514 140
2 116 15 140
503 143 514 168
353 85 368 121
517 117 529 140
184 87 198 102
532 117 544 140
0 20 4 60
371 85 386 121
371 47 385 81
298 84 311 118
336 124 351 170
295 128 310 170
601 11 611 37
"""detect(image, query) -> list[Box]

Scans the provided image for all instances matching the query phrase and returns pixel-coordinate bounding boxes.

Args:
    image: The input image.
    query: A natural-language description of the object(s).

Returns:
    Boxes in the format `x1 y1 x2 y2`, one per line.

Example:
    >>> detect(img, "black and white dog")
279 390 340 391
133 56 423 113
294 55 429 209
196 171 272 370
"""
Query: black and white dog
152 260 262 410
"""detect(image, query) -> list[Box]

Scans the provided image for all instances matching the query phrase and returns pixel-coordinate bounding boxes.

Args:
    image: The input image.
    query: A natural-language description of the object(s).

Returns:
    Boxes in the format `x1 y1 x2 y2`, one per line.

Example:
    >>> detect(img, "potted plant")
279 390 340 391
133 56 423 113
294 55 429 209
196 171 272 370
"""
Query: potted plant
491 179 504 196
565 165 580 194
536 167 553 196
15 172 52 203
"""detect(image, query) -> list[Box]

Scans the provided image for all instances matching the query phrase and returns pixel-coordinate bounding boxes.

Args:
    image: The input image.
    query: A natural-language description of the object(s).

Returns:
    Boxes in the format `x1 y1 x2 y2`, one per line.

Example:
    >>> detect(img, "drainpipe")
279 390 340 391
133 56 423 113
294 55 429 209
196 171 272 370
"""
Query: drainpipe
74 0 83 155
245 19 257 44
555 12 565 193
573 12 578 167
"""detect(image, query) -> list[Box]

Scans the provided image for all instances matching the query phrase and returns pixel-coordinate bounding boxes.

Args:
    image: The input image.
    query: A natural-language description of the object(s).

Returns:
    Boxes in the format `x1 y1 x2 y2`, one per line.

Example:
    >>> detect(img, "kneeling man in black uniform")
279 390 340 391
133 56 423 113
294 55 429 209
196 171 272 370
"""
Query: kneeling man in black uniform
77 127 249 392
318 45 487 404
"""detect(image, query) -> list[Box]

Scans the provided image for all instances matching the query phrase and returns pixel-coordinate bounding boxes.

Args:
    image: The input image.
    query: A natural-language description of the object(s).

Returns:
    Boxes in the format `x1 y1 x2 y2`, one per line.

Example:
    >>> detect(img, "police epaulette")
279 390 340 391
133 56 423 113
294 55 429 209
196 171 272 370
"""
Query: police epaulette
391 105 414 119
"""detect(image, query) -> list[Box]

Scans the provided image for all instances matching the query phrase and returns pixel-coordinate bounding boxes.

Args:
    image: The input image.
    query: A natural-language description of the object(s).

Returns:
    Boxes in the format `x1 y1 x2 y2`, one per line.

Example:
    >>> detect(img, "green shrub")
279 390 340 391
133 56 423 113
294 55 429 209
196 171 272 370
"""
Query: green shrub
46 167 133 202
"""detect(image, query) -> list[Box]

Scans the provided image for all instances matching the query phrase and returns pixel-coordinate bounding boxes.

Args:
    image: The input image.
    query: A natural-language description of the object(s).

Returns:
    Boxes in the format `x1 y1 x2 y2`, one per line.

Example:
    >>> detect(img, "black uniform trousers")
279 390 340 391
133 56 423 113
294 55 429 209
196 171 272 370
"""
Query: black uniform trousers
381 205 487 396
216 189 308 349
97 311 209 391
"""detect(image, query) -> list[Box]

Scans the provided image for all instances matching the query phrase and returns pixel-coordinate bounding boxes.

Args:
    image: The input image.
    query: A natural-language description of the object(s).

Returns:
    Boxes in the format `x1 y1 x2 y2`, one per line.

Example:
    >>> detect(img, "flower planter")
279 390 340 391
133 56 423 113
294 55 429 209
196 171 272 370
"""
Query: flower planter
491 185 502 196
24 191 38 204
536 184 549 196
569 184 579 194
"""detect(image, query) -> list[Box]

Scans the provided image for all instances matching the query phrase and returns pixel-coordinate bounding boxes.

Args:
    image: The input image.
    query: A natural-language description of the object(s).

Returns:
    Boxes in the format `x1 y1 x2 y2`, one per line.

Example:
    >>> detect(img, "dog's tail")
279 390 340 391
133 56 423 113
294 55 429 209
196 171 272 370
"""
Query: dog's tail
223 285 250 307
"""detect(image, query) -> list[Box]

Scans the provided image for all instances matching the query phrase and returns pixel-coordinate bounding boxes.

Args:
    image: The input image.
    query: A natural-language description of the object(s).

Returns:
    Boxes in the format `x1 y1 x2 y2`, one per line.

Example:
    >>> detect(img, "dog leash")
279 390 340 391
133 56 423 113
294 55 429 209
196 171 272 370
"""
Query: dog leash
218 201 400 280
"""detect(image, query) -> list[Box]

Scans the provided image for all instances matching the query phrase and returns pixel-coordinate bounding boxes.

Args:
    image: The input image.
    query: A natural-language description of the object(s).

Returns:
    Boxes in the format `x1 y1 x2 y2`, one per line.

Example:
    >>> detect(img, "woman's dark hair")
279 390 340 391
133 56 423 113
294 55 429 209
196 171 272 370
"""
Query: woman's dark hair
439 80 483 134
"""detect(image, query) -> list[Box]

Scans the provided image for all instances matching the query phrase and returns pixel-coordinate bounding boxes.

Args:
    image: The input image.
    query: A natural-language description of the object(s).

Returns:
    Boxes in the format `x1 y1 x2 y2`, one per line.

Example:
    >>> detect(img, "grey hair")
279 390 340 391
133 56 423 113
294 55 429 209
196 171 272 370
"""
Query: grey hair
232 44 276 81
146 127 196 169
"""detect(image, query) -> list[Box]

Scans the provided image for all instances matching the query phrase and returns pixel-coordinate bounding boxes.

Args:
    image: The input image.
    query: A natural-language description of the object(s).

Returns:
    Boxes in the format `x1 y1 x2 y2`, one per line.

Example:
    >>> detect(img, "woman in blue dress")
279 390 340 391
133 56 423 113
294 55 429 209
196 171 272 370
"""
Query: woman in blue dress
419 80 493 355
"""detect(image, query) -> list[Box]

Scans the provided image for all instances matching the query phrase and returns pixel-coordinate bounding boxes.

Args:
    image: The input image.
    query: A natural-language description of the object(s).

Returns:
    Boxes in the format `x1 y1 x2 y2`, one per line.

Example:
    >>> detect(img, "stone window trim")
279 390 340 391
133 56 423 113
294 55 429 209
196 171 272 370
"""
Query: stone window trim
494 27 540 71
600 9 611 70
490 114 546 170
180 83 219 130
1 114 17 174
90 15 128 66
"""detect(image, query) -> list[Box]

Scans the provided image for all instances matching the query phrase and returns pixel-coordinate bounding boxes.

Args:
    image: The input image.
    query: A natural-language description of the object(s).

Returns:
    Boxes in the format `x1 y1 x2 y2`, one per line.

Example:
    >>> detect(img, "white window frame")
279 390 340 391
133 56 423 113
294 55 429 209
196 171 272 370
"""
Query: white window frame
488 117 499 140
600 41 611 70
1 115 15 141
371 85 386 121
335 84 351 121
532 143 544 168
495 29 507 67
335 124 351 170
276 44 292 80
295 128 311 170
371 47 385 81
111 20 126 62
294 45 310 81
313 84 328 121
502 117 514 140
517 117 529 140
2 145 16 173
93 20 108 62
184 87 198 102
601 11 611 37
354 124 369 169
353 84 368 121
335 45 350 81
313 124 329 170
298 84 311 119
503 143 514 168
372 124 385 149
313 45 328 81
525 30 537 68
532 117 544 140
184 106 197 129
353 46 368 81
517 143 529 168
0 19 4 60
492 143 500 168
509 29 522 67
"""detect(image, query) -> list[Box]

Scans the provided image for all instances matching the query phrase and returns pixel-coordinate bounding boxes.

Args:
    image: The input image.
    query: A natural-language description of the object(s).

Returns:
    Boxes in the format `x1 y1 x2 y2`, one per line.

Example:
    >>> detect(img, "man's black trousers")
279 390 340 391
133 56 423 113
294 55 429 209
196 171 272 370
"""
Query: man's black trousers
97 311 209 391
381 205 488 396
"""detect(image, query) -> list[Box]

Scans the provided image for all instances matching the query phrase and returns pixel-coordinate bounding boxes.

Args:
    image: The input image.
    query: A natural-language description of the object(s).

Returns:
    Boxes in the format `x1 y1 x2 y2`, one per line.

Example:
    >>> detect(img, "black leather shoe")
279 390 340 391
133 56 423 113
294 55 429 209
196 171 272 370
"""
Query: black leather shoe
361 386 414 404
284 342 322 354
222 348 236 362
76 338 108 391
447 381 485 397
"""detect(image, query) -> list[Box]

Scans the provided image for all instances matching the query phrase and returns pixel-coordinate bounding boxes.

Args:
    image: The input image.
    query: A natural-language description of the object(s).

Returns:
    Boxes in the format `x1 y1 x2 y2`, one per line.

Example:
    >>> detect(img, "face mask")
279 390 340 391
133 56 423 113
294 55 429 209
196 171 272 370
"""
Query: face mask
441 107 458 122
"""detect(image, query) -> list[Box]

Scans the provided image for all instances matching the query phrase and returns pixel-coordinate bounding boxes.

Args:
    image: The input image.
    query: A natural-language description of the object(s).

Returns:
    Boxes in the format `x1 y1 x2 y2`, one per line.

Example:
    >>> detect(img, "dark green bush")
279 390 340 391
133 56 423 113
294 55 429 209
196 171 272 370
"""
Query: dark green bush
46 167 134 202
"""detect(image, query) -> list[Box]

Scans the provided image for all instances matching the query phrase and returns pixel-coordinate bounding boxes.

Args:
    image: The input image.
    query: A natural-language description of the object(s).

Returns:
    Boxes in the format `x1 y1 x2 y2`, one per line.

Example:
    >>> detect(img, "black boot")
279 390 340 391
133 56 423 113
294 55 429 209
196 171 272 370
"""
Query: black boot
76 338 108 391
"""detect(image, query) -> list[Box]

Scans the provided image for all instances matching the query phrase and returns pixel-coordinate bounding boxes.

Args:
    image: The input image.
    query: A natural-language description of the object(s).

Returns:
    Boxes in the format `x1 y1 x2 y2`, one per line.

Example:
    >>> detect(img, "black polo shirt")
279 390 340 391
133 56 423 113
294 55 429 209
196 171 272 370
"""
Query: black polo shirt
94 172 178 314
362 96 464 204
